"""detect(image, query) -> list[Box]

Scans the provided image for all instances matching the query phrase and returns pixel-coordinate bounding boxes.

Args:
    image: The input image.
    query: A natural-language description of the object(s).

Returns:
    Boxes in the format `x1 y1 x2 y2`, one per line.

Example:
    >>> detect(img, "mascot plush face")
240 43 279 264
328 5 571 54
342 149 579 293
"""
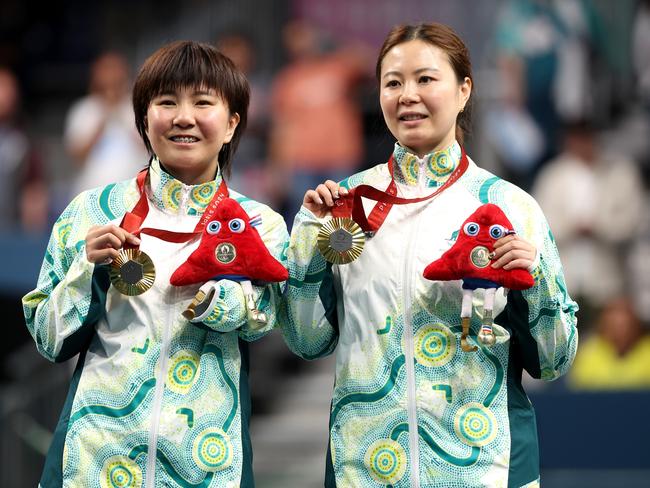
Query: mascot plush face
460 204 514 249
170 198 288 286
423 203 534 290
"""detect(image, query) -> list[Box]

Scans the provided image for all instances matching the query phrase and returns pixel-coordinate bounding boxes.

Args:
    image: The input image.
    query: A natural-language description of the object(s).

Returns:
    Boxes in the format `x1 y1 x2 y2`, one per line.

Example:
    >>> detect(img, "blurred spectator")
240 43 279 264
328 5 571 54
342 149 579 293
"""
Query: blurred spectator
489 0 597 189
64 51 147 197
569 296 650 390
633 0 650 183
217 31 273 204
0 67 48 232
588 0 639 116
268 20 368 221
627 199 650 323
633 0 650 108
532 120 645 321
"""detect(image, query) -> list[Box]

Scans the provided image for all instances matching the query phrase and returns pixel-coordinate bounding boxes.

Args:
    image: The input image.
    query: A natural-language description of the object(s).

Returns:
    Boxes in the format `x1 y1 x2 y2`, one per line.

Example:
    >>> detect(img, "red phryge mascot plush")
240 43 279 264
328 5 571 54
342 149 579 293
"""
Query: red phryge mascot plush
171 198 288 328
423 203 534 351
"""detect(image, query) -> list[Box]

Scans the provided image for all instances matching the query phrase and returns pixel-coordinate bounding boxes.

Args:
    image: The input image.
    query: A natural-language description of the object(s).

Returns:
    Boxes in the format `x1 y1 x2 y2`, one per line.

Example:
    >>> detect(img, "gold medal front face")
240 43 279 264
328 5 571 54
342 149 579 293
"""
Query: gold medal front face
110 248 156 295
215 242 236 264
470 246 491 269
317 217 365 264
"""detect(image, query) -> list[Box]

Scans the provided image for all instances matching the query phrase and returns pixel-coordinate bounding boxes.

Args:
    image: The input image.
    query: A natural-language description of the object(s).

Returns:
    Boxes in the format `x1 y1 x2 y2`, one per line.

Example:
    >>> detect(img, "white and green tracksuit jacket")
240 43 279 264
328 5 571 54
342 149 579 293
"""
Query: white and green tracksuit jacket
22 158 288 488
282 142 578 488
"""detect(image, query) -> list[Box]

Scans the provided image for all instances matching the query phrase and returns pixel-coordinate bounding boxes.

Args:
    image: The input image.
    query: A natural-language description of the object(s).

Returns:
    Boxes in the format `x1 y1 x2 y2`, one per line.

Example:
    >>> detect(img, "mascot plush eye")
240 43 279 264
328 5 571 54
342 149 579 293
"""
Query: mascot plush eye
463 222 480 236
228 218 245 233
489 224 507 239
207 221 221 234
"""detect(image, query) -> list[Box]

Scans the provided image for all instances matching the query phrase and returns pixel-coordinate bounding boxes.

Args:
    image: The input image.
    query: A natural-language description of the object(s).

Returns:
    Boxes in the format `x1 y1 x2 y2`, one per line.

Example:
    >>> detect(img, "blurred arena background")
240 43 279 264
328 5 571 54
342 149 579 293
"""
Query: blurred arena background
2 1 650 486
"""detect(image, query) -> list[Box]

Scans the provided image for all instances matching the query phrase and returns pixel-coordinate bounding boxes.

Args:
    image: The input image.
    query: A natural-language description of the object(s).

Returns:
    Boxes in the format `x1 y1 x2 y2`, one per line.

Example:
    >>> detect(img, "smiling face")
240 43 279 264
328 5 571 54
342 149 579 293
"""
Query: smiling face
379 40 471 157
145 86 240 184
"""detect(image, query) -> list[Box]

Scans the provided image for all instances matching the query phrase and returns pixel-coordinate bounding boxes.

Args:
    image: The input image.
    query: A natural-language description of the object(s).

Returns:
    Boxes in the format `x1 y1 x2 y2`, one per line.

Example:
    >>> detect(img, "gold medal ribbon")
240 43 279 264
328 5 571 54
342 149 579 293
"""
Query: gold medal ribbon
351 148 469 235
109 170 156 295
318 148 469 264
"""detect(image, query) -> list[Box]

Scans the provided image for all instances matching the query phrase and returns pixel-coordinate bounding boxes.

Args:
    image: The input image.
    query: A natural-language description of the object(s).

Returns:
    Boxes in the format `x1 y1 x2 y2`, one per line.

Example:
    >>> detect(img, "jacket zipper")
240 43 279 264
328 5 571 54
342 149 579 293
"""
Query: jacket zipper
145 187 189 486
402 159 427 487
145 292 172 487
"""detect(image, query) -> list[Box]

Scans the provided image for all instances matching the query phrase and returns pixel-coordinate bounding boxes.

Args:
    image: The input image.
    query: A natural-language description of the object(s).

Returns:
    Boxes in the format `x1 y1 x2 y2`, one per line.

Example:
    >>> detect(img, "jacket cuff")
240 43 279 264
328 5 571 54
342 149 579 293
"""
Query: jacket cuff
527 248 541 273
189 281 222 323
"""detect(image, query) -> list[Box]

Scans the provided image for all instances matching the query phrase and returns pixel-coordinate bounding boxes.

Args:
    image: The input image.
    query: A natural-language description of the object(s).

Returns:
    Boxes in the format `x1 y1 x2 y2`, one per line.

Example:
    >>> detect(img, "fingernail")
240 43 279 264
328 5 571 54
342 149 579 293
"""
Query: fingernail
334 191 339 198
317 198 323 204
341 188 348 195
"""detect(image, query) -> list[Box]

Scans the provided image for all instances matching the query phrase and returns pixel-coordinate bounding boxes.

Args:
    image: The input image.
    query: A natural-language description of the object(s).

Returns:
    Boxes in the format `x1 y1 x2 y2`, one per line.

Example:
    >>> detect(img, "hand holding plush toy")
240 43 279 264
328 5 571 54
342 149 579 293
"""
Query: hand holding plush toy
423 204 535 351
171 198 288 328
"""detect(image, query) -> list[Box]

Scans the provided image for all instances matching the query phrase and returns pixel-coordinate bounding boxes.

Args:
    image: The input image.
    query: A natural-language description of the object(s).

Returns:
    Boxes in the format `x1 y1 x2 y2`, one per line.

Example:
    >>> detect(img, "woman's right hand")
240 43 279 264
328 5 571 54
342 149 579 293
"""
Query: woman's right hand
302 180 349 218
85 224 141 264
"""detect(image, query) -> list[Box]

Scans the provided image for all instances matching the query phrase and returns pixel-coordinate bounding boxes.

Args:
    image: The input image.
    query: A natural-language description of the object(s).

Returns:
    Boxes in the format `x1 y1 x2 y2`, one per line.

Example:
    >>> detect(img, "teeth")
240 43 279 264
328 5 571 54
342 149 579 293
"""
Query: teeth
171 136 198 143
400 114 425 121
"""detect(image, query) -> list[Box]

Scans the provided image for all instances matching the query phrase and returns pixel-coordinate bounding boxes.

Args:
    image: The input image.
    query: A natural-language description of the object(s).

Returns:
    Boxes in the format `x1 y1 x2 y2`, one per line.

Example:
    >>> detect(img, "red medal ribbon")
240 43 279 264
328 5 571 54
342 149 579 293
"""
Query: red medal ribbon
331 191 355 218
333 147 469 236
119 166 229 246
119 170 149 250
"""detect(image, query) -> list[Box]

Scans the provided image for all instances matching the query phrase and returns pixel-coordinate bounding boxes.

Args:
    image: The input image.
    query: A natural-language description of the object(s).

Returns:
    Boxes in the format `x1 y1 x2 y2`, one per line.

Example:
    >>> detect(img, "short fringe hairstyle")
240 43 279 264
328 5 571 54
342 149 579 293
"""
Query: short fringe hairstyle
132 40 250 178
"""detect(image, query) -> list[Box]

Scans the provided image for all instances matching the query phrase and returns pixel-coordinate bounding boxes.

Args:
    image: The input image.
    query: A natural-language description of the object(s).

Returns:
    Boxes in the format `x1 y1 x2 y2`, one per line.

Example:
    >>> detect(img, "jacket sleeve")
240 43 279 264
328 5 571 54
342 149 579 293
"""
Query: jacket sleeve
280 208 339 360
501 197 579 381
22 195 110 363
191 209 289 342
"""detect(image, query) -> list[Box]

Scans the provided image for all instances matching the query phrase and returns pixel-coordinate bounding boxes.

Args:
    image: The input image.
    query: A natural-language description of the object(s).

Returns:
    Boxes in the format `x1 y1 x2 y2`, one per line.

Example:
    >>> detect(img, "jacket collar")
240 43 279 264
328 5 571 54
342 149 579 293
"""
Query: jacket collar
146 157 224 216
391 141 461 187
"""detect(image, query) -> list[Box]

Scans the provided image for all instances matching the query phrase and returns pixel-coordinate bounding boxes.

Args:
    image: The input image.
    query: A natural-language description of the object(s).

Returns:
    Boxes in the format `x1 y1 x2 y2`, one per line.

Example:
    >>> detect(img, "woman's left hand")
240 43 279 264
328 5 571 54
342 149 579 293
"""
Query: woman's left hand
490 234 537 270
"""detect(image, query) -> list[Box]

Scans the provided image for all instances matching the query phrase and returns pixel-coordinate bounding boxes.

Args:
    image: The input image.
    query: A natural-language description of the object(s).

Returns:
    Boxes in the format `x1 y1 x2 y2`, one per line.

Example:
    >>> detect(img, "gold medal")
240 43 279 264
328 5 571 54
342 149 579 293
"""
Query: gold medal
317 217 365 264
110 248 156 296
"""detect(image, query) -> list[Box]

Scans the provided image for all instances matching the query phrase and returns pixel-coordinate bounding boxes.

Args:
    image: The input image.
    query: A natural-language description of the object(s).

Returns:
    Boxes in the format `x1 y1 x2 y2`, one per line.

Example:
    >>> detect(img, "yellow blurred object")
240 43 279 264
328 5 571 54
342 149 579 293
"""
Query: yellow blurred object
568 334 650 390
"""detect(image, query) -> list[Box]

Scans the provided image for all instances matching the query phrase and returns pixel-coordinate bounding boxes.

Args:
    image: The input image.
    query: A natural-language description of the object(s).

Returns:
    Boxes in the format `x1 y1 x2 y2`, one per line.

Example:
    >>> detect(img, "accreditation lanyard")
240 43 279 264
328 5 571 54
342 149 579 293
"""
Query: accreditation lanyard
118 168 230 247
331 148 469 236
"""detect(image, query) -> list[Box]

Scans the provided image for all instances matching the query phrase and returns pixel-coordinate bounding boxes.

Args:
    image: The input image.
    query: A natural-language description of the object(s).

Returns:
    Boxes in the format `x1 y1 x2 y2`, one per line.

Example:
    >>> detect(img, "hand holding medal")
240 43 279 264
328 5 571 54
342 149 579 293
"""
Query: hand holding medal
89 170 157 296
85 221 157 296
304 181 366 265
85 224 142 266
